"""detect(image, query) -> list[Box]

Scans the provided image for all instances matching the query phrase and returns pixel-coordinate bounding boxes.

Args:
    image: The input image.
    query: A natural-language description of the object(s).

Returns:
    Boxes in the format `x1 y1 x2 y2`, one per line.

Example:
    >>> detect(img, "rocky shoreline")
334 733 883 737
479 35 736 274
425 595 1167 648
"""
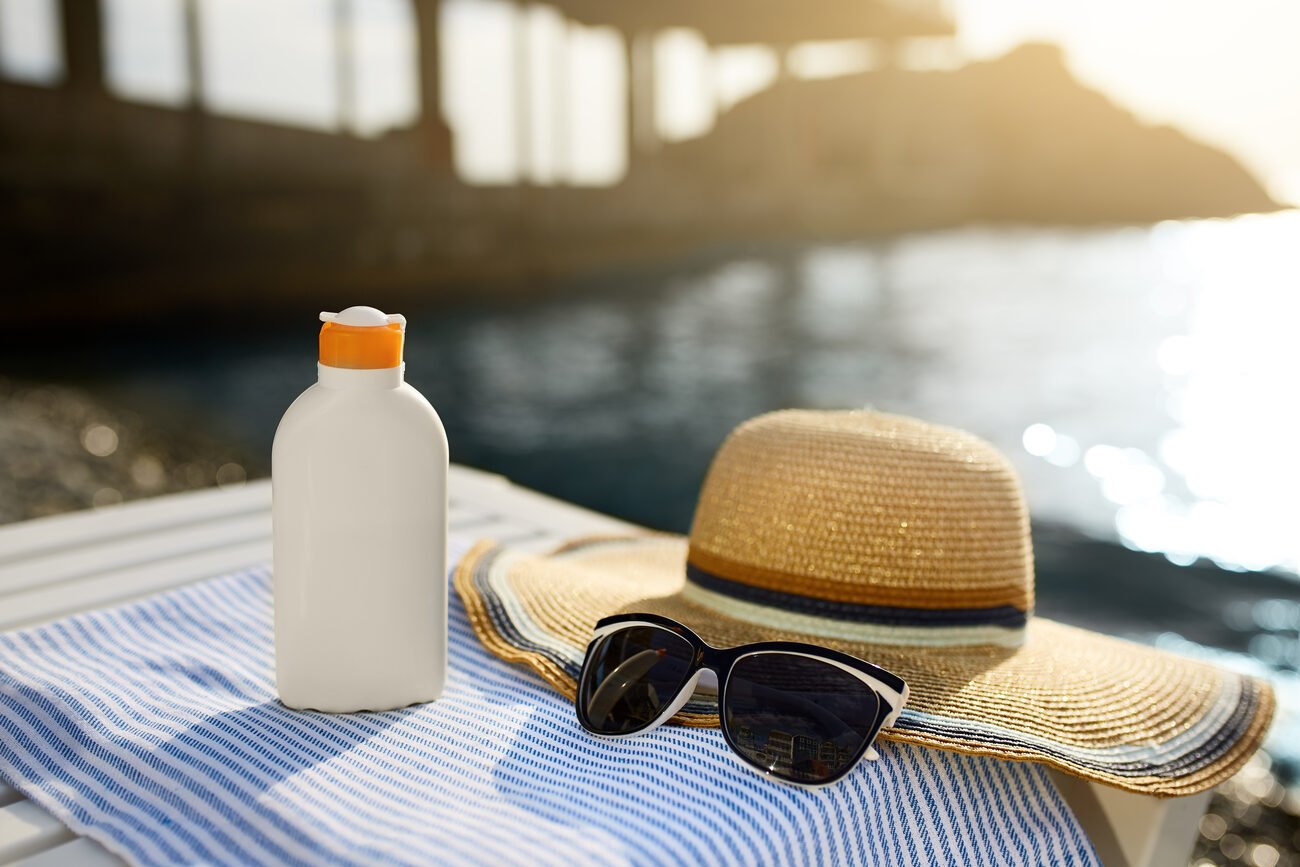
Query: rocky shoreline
0 376 261 524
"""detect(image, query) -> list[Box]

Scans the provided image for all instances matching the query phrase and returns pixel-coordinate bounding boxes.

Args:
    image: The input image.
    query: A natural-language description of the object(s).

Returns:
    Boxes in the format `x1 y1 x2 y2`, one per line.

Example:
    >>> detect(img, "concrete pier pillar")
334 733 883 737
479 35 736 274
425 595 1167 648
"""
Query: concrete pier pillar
412 0 452 162
59 0 105 96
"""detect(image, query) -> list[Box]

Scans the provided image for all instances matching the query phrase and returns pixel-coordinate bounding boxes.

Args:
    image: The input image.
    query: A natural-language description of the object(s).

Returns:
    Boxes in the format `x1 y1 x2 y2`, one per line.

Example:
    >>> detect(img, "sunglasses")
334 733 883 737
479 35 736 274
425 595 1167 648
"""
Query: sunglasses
575 613 909 786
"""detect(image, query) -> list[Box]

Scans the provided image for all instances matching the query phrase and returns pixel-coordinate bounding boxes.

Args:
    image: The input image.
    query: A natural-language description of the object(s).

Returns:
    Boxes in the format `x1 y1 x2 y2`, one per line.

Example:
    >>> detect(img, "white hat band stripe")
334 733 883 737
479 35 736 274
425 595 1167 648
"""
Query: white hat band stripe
680 582 1028 649
685 562 1030 629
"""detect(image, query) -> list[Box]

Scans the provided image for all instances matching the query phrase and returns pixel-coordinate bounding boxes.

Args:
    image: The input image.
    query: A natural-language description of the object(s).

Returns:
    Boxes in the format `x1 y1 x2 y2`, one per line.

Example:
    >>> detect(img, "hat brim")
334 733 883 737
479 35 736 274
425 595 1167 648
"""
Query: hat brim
454 535 1274 797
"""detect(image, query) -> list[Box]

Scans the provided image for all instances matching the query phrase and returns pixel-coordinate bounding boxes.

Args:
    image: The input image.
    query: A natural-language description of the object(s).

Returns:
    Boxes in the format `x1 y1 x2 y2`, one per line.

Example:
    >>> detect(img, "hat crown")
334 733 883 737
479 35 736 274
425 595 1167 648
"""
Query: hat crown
686 410 1033 638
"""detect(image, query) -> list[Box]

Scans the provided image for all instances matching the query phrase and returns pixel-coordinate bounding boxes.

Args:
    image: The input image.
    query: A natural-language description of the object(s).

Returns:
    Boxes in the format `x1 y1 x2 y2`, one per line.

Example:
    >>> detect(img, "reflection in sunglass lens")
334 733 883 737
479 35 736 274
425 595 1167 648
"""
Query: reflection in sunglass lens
579 626 696 734
724 653 880 784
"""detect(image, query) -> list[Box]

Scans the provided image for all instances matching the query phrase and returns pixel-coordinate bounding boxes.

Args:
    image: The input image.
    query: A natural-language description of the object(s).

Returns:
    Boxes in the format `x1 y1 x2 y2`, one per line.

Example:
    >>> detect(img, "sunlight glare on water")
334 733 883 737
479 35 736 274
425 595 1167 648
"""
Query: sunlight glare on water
1021 211 1300 575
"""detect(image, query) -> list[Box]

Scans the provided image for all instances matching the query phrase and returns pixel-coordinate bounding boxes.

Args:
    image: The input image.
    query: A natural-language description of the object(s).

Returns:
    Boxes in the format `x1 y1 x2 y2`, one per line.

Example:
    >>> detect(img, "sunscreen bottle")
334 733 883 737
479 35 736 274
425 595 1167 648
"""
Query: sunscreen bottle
272 305 448 712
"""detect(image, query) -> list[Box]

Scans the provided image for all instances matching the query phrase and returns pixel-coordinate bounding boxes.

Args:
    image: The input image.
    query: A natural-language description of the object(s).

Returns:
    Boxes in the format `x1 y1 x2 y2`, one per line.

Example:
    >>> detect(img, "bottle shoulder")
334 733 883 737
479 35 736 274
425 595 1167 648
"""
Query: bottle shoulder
273 381 447 458
273 384 330 444
392 383 448 435
277 380 442 418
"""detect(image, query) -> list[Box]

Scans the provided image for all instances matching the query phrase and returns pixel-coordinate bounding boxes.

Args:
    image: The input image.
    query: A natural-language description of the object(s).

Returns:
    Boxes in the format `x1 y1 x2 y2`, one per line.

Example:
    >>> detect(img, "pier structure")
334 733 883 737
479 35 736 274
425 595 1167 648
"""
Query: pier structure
0 1 1274 322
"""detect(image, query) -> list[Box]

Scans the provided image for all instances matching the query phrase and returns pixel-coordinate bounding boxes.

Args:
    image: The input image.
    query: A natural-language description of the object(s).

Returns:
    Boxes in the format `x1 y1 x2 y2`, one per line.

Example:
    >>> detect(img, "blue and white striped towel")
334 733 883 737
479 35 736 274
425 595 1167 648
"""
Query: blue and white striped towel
0 541 1099 866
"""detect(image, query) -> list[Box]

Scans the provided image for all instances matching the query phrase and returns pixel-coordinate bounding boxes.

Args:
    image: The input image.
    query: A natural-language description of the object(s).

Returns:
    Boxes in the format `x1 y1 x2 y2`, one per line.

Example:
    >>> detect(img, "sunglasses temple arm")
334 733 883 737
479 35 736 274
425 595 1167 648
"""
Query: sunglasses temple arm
864 689 909 762
647 668 708 731
863 716 894 763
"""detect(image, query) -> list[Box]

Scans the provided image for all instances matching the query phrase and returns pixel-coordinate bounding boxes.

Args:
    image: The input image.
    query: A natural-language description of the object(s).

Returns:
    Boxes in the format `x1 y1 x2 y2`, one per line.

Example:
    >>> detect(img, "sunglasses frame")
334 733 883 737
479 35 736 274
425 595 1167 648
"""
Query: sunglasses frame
575 613 909 787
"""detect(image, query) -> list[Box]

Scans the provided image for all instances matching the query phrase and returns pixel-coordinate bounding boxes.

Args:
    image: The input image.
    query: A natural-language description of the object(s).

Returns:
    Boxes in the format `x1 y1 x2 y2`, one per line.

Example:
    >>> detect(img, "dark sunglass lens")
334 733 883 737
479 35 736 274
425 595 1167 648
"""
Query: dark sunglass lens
579 626 696 734
724 653 880 784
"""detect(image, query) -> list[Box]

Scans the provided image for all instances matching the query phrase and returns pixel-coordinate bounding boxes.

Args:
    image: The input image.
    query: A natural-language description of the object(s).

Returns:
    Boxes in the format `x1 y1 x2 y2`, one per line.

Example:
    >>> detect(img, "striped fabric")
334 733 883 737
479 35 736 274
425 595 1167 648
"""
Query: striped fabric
0 543 1099 867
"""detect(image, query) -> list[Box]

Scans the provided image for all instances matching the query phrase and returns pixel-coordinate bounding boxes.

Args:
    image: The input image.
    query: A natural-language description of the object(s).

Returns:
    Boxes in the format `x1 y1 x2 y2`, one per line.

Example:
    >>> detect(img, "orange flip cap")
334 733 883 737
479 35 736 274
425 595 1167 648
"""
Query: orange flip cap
319 308 405 369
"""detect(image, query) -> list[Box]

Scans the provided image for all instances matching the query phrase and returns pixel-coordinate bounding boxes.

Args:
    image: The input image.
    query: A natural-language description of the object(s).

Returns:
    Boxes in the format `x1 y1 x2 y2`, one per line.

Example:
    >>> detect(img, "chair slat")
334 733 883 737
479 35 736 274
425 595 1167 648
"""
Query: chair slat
0 803 74 864
0 484 271 568
0 541 272 632
8 837 123 867
0 513 271 596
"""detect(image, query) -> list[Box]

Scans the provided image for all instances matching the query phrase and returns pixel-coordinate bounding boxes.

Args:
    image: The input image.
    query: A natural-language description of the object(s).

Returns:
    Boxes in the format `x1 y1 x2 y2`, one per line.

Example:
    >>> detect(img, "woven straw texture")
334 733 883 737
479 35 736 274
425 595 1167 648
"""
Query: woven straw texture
453 410 1274 797
689 411 1032 612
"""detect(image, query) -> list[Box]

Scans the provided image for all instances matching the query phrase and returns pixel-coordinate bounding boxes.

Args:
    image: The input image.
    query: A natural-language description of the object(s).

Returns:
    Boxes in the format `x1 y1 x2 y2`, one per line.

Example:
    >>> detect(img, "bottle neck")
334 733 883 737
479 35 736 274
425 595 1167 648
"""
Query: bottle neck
317 363 405 390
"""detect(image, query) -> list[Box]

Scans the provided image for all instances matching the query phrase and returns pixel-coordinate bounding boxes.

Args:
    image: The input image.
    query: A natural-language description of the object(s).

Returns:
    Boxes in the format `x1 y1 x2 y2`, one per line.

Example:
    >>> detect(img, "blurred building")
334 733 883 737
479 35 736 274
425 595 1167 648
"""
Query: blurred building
0 0 1278 325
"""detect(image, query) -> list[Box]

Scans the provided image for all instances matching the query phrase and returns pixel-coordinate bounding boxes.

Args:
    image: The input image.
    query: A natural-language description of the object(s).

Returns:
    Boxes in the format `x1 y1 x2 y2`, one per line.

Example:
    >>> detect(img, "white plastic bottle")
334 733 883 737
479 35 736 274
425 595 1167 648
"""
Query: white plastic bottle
272 305 448 712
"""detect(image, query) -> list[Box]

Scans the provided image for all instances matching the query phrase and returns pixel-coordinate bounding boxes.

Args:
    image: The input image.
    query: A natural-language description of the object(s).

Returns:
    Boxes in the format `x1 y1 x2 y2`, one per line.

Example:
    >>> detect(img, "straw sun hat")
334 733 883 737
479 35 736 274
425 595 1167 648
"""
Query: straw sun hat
454 409 1273 796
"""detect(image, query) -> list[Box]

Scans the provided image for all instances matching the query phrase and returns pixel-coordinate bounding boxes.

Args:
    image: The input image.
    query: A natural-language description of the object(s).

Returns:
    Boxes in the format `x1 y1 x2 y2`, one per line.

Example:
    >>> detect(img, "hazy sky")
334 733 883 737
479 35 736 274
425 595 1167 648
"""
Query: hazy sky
0 0 1296 201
